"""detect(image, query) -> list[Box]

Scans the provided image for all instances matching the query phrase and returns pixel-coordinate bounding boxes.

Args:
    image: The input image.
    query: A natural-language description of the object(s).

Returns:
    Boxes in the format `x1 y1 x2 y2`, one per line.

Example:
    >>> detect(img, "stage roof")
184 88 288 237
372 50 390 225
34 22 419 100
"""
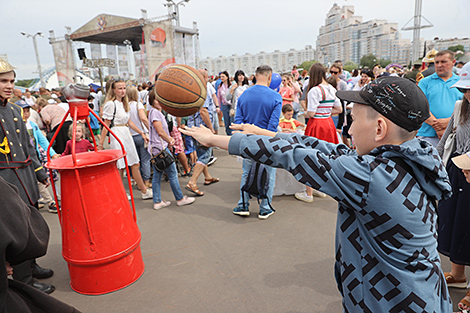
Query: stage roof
70 14 144 46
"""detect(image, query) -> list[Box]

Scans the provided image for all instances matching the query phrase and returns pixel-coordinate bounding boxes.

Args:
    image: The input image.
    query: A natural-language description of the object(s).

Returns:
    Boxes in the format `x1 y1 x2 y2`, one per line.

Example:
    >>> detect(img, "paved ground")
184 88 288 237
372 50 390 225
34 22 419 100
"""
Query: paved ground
37 147 468 313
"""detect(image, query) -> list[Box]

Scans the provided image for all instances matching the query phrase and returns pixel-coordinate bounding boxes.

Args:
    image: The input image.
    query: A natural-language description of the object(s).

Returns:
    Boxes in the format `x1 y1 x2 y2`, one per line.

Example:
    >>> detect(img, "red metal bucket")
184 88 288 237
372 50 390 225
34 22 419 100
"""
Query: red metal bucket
48 150 144 295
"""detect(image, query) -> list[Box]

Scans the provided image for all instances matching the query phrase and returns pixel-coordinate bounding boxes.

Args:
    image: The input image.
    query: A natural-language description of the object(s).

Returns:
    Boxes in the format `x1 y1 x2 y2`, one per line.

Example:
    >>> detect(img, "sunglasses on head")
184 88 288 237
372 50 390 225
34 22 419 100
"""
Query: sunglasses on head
330 71 339 74
457 87 470 93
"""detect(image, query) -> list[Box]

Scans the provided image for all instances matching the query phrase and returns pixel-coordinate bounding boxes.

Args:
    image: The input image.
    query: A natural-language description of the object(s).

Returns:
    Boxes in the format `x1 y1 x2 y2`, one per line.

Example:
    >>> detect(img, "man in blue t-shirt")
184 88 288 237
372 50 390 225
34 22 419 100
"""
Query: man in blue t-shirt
417 50 462 147
233 65 282 219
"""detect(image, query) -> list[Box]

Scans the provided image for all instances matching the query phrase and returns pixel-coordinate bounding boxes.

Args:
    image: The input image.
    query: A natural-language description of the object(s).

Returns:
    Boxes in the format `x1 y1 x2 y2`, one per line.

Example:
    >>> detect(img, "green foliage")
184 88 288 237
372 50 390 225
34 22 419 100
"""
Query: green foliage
15 79 35 88
298 60 319 72
448 45 465 53
360 54 377 69
378 58 392 68
343 60 358 73
359 54 391 69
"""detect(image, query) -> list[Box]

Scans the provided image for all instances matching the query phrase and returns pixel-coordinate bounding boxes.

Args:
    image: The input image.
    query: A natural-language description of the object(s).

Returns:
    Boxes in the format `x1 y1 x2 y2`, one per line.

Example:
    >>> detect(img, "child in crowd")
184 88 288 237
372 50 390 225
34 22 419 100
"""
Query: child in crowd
62 122 94 156
17 100 59 213
180 77 453 312
279 104 304 133
279 74 295 106
88 96 101 141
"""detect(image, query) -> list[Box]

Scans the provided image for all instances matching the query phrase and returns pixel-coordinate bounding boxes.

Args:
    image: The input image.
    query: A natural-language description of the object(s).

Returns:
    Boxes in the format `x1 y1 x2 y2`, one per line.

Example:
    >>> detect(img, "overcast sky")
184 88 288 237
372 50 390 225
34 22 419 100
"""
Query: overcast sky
2 0 468 80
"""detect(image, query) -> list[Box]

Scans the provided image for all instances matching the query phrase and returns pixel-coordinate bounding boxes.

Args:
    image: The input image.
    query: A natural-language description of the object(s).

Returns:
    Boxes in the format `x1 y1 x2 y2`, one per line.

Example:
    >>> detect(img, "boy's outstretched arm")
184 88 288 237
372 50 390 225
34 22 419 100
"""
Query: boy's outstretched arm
179 124 276 150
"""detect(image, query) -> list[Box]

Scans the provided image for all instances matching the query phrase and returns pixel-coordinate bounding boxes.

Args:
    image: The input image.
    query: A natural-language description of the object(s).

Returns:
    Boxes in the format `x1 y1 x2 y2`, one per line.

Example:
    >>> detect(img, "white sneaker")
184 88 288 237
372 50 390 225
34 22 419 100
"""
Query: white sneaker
176 196 195 206
311 189 327 198
295 192 313 203
141 189 153 200
153 201 171 210
127 193 132 200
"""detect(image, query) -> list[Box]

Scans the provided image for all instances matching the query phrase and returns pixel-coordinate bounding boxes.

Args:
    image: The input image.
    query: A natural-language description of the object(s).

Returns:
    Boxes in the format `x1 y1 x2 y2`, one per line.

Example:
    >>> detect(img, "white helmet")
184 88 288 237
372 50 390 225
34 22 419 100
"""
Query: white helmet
451 62 470 90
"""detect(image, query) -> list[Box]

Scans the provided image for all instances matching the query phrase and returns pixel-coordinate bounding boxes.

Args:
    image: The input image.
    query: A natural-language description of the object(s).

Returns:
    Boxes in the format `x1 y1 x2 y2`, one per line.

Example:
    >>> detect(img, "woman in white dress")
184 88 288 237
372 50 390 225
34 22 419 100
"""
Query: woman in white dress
97 80 152 200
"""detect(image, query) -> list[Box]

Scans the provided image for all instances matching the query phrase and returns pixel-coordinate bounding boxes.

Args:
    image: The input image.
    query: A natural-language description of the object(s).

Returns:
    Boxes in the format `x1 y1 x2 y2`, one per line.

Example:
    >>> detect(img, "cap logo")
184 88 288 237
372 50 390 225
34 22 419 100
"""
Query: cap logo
407 110 422 120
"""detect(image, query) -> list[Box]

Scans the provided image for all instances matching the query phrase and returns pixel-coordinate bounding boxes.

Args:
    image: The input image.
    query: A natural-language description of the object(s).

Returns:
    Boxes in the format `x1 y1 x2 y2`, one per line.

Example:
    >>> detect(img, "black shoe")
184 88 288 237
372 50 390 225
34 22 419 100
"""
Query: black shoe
32 281 55 294
31 263 54 279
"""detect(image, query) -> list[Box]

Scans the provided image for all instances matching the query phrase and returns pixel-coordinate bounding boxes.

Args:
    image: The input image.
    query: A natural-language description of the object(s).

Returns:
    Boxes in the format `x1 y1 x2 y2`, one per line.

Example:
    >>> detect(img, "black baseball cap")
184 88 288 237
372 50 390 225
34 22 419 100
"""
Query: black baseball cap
336 77 430 132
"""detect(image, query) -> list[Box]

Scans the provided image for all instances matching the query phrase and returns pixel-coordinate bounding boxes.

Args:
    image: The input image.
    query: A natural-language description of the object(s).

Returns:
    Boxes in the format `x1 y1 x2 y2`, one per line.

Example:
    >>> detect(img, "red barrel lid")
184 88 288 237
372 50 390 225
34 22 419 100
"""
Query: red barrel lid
46 150 125 170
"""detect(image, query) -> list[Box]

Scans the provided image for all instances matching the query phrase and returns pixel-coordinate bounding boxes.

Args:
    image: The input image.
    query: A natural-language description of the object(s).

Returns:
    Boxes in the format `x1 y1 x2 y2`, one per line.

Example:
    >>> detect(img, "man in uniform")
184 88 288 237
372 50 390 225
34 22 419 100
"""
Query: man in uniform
405 60 422 81
0 57 55 294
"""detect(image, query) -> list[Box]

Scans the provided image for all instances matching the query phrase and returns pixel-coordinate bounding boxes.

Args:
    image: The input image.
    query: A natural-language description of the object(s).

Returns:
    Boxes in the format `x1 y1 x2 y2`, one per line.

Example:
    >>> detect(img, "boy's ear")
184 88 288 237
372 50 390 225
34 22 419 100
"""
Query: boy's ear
375 116 388 142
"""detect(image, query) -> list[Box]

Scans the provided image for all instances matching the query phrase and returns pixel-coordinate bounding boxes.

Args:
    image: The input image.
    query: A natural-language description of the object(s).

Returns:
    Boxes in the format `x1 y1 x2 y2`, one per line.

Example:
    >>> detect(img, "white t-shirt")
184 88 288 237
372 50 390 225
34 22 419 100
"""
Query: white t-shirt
129 101 148 136
139 90 149 105
307 84 341 117
25 96 36 106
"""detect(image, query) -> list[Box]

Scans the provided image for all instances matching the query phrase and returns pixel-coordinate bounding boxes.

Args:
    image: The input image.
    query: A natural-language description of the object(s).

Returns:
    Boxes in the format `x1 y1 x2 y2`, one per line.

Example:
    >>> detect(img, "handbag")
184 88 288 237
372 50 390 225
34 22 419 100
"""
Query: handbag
442 100 461 166
150 137 175 172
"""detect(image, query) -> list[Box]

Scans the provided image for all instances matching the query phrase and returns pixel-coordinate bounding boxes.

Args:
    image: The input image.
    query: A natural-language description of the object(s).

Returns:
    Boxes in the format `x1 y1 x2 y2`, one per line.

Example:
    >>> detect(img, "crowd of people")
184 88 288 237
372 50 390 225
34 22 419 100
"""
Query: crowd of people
1 46 470 312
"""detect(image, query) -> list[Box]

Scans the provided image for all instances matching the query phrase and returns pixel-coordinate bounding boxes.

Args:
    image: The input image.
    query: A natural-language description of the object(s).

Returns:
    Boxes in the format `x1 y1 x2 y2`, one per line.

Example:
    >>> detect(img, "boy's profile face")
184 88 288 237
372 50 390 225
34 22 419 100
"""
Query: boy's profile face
349 103 378 156
283 110 293 120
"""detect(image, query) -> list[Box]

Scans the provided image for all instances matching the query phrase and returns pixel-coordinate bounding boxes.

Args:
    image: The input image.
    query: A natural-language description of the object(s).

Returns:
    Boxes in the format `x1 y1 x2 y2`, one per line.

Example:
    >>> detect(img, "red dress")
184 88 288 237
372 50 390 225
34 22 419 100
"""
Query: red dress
304 85 339 144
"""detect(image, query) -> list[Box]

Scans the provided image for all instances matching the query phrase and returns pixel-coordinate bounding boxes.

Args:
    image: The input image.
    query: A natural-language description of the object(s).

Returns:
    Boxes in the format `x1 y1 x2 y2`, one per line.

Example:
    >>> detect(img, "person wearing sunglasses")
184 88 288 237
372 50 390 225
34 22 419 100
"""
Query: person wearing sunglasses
436 61 470 312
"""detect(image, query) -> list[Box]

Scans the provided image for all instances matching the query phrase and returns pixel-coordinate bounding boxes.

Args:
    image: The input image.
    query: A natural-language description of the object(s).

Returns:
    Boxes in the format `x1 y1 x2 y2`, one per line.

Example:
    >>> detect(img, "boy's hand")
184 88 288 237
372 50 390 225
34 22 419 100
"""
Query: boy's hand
179 125 215 147
230 123 262 135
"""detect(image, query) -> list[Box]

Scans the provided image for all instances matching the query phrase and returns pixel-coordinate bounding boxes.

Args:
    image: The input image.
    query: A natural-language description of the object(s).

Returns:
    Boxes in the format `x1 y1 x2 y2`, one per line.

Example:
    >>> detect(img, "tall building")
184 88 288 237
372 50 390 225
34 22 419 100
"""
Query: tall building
199 45 315 76
428 37 470 54
315 4 421 66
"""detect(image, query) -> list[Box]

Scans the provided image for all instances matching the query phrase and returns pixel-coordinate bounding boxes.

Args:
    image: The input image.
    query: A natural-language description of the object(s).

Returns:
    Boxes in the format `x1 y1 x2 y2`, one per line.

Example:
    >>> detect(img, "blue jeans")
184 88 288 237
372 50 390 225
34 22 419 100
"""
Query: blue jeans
151 149 184 203
133 135 151 181
194 140 212 165
221 104 233 136
237 158 276 215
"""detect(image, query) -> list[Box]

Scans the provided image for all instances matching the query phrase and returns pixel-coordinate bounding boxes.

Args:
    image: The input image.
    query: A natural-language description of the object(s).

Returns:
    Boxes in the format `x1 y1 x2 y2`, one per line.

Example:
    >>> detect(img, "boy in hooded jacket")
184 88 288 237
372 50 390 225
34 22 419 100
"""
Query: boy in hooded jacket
180 76 453 312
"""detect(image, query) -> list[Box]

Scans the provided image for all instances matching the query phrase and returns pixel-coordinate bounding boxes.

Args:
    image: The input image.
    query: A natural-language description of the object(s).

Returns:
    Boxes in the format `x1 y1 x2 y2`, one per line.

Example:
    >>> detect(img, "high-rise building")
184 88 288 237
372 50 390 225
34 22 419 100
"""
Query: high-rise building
199 45 315 76
315 4 422 66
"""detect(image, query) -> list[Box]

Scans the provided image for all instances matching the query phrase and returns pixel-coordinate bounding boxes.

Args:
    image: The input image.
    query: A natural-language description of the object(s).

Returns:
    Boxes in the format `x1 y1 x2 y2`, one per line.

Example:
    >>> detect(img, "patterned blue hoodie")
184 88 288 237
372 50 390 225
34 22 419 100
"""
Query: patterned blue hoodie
228 132 453 313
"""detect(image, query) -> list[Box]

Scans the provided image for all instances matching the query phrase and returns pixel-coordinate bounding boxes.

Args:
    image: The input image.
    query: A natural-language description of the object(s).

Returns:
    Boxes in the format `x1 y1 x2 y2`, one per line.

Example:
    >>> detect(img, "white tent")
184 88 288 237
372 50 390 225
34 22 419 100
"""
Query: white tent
29 68 94 91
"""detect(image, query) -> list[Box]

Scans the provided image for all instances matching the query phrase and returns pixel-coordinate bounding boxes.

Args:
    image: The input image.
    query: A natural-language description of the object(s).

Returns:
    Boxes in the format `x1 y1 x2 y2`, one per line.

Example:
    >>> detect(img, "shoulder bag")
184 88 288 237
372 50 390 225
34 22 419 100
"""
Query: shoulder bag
442 100 462 166
150 136 175 172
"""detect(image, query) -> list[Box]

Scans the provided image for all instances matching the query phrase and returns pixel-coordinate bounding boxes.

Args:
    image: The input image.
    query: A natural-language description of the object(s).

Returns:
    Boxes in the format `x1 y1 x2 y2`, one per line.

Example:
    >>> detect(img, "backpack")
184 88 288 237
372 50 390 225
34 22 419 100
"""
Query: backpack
241 162 275 212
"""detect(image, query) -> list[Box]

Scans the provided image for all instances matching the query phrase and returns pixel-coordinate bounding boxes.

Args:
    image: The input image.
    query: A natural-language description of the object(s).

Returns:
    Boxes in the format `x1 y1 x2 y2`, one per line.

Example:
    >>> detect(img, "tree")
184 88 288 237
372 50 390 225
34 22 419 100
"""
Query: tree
360 54 378 69
298 60 319 72
343 60 358 72
448 45 465 59
15 79 35 88
448 45 465 53
360 54 392 69
378 58 392 68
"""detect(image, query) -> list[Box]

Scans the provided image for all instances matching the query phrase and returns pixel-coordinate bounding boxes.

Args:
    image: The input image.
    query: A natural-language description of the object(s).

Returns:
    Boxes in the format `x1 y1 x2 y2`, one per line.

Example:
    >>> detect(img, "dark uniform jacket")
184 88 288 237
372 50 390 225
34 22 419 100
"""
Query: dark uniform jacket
0 177 81 313
0 100 48 205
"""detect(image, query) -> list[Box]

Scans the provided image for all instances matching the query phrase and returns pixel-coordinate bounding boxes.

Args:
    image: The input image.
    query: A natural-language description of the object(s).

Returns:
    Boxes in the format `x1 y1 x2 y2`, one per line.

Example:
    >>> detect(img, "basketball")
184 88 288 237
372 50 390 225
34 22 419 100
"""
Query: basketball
154 64 207 117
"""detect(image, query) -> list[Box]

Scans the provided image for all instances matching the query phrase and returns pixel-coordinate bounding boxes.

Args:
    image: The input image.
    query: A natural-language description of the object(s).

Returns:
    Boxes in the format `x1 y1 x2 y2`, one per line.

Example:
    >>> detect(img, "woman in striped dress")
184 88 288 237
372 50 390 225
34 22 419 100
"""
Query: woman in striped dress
436 62 470 311
295 63 342 203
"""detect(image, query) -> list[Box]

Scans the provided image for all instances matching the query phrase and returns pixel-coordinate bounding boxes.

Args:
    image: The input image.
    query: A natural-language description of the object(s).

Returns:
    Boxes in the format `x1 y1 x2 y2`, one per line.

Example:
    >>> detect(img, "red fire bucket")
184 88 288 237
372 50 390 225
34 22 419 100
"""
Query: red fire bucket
46 94 144 295
47 151 144 295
